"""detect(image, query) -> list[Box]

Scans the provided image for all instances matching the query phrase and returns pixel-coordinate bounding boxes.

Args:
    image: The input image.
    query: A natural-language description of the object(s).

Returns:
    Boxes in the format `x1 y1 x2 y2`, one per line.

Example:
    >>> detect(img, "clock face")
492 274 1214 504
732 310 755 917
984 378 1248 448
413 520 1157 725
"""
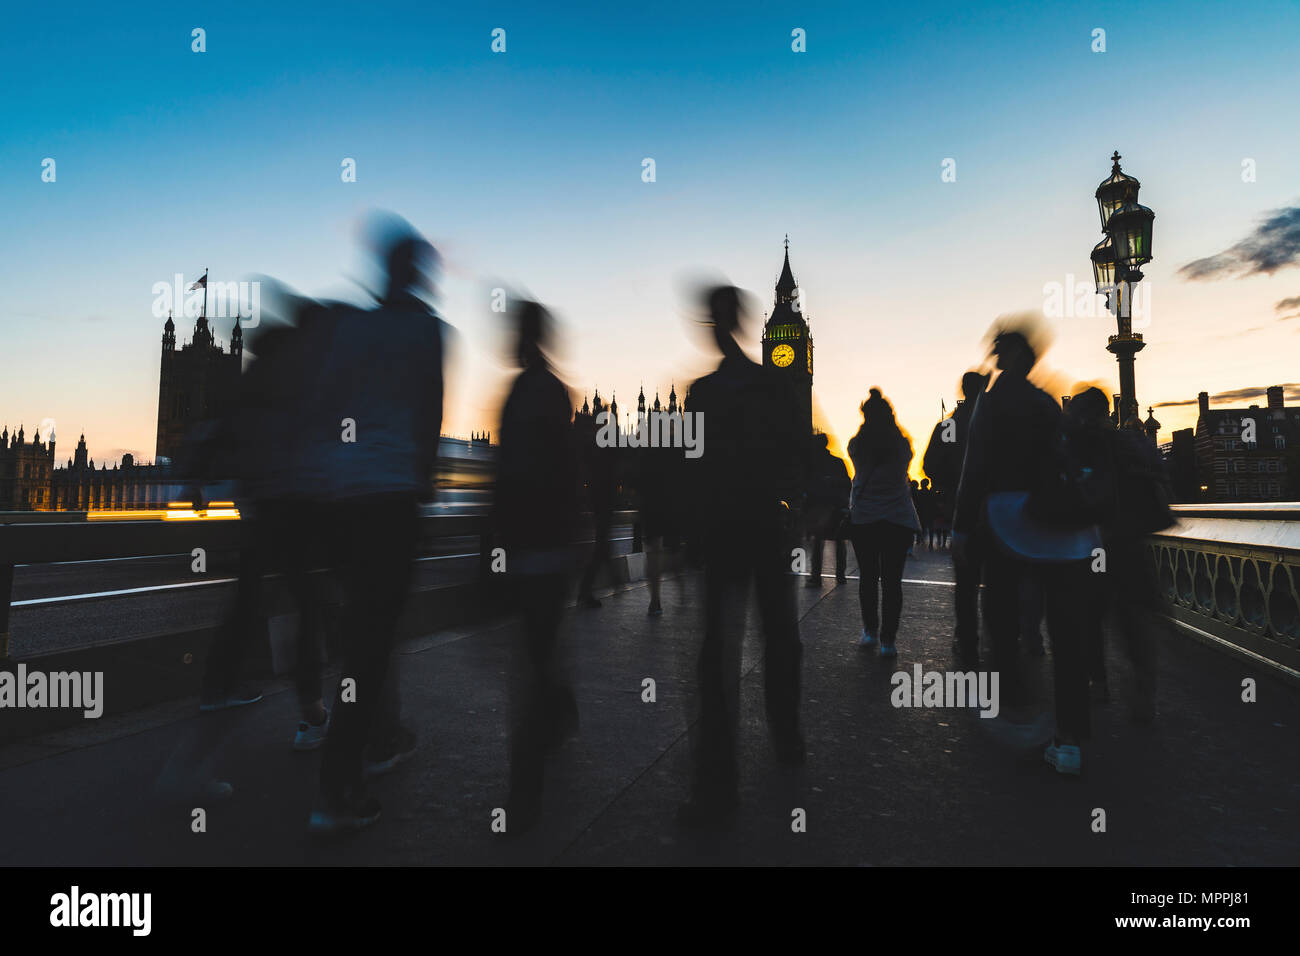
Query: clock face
771 344 795 368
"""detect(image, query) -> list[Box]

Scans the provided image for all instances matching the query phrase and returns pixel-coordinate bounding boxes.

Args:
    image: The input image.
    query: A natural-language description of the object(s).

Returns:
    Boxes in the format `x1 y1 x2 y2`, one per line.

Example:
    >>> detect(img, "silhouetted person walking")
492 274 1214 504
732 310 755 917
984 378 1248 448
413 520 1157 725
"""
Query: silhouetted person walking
924 371 987 666
804 434 849 587
1067 387 1171 722
847 388 920 657
679 285 804 827
637 430 683 616
309 227 446 834
576 409 616 608
953 328 1058 710
494 301 581 835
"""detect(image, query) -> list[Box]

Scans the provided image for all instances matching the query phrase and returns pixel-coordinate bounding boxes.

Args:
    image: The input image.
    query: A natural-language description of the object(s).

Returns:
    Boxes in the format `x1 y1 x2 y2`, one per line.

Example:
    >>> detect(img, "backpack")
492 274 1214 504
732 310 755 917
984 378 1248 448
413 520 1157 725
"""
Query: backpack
1111 429 1175 534
1027 418 1117 531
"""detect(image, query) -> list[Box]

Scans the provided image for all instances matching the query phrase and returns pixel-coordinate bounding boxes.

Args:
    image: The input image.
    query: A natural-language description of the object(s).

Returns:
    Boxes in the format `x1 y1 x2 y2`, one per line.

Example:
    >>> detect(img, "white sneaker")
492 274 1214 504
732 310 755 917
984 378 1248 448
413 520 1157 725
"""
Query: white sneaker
1044 740 1082 775
293 710 330 752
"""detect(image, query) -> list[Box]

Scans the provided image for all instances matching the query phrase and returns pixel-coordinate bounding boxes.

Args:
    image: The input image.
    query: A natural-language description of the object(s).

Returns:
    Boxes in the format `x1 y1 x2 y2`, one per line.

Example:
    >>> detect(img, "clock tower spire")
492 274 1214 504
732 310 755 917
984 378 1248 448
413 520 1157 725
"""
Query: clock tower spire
761 236 813 437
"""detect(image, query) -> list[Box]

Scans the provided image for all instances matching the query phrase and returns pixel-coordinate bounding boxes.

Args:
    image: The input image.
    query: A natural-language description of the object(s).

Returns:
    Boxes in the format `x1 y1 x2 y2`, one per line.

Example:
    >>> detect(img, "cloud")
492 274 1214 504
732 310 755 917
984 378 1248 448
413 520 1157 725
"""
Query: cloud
1179 205 1300 280
1153 383 1300 408
1277 296 1300 311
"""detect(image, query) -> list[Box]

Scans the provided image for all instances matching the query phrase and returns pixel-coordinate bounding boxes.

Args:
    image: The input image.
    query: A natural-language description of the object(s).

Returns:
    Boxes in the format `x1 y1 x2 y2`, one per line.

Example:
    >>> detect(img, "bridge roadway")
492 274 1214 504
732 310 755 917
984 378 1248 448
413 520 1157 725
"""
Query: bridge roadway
6 525 635 658
1 549 1296 866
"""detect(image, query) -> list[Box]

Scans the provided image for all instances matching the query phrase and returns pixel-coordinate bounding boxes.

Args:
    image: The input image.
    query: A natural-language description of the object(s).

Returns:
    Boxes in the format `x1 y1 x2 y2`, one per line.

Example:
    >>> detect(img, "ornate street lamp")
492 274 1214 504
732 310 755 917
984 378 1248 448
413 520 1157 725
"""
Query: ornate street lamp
1090 235 1117 306
1093 151 1155 432
1095 152 1140 231
1107 200 1156 281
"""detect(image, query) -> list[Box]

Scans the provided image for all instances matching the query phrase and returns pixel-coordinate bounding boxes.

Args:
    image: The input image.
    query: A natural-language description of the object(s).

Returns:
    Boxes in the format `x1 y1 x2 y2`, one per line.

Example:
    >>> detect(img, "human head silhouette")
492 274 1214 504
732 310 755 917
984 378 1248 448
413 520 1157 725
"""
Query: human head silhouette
1068 386 1110 425
961 370 987 401
513 299 552 369
383 235 438 303
701 284 746 356
992 330 1035 377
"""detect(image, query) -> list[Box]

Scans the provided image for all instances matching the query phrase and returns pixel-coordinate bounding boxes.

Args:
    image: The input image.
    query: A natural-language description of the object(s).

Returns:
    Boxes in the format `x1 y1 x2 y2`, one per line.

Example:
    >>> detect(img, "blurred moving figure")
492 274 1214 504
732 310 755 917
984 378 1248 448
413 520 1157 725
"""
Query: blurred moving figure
1066 387 1172 722
576 402 616 608
803 434 849 588
638 425 684 616
953 328 1060 711
200 299 336 744
156 291 336 802
494 300 581 835
923 371 986 666
679 285 804 828
309 227 447 834
846 388 921 657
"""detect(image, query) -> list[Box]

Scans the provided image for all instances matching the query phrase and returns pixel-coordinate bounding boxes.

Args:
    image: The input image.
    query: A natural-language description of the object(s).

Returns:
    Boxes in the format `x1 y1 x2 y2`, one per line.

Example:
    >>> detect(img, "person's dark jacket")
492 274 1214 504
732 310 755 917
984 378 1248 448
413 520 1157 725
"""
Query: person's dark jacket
495 363 580 553
804 444 850 534
685 354 802 532
952 371 1060 535
923 398 978 502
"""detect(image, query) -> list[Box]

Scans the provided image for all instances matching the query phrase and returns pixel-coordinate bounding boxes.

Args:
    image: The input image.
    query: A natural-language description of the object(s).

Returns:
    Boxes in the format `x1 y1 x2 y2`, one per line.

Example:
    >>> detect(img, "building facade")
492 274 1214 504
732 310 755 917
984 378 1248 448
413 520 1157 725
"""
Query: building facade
1192 386 1299 502
155 311 242 462
49 434 174 512
0 425 55 511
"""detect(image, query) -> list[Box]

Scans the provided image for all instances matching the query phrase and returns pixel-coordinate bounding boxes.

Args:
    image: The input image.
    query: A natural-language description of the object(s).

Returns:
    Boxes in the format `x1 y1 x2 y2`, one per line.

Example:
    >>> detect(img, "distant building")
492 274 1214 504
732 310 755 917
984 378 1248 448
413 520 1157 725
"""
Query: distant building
155 311 242 462
50 434 173 511
761 237 814 439
1194 386 1299 502
0 425 55 511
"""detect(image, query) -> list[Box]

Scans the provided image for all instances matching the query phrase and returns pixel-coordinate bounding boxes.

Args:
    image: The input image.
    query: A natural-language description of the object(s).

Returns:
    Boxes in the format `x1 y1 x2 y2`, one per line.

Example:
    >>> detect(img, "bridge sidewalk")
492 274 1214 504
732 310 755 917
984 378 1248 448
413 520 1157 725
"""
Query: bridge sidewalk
1 551 1296 865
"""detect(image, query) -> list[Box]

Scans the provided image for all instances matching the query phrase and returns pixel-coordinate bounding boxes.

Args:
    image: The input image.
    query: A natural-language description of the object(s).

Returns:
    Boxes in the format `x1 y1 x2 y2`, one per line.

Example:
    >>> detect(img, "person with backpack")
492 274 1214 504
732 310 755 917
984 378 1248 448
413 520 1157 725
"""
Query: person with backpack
1064 387 1172 722
952 328 1060 710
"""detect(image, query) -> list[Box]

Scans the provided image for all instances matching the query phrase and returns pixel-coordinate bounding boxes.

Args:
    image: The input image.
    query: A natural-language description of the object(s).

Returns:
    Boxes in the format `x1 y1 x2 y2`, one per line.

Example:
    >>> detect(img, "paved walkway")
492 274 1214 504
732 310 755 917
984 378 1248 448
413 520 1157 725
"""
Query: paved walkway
2 549 1297 865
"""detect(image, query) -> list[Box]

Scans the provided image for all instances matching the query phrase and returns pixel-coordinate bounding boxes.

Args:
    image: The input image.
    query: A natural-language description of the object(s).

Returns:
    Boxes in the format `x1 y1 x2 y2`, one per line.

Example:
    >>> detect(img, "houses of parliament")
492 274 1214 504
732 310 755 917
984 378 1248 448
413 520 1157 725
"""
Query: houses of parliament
0 311 241 512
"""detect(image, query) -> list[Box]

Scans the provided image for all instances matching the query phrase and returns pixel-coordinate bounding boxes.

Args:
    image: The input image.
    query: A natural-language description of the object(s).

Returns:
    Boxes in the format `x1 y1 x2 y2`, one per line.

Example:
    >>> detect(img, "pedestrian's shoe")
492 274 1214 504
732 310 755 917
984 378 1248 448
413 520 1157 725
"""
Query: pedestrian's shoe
835 574 847 585
858 628 877 651
579 594 602 609
199 684 264 713
1044 739 1082 775
308 792 382 836
293 709 330 752
804 575 822 589
364 726 418 778
647 600 663 617
879 642 898 658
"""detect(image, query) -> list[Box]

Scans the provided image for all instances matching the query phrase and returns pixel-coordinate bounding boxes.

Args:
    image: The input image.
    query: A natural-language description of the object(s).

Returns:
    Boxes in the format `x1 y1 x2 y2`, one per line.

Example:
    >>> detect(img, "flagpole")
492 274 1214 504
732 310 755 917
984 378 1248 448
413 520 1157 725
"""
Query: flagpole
202 267 208 321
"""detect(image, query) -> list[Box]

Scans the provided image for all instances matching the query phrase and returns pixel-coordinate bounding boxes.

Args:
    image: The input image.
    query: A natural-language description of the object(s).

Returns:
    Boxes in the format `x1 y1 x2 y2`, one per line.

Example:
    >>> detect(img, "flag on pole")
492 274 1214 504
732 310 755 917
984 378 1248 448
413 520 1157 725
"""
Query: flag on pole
188 272 208 292
941 398 947 417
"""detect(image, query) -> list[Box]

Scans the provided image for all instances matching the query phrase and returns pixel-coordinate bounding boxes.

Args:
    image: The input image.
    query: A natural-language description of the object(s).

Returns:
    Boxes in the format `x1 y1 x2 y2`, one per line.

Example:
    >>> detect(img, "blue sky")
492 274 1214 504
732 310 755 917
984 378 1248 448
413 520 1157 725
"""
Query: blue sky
3 0 1299 465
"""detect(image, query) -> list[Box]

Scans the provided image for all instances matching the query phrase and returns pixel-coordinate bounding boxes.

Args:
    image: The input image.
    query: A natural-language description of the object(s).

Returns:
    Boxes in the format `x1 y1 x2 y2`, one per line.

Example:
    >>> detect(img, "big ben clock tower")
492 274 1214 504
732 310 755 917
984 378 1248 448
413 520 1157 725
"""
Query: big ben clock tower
761 236 813 436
